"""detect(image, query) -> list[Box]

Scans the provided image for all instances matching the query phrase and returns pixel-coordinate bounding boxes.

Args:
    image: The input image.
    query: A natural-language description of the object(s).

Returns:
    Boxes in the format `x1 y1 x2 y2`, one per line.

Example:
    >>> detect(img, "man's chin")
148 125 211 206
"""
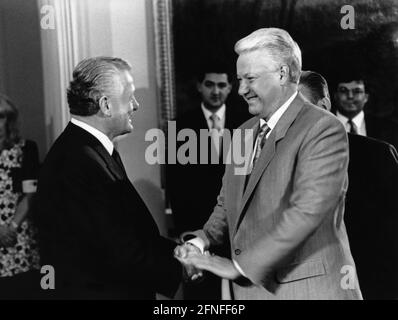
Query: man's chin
341 107 362 117
118 127 134 138
207 102 222 109
248 104 261 116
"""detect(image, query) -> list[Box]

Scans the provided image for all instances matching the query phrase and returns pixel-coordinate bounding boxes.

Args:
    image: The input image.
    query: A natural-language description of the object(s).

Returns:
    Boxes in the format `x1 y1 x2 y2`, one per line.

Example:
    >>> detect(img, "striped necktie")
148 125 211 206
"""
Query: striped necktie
252 122 271 169
244 122 271 191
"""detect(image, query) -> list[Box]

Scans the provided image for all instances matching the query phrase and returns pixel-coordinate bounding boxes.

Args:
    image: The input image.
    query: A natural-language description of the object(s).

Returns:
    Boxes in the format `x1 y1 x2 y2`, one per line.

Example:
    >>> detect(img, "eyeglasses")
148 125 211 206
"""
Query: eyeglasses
337 87 365 96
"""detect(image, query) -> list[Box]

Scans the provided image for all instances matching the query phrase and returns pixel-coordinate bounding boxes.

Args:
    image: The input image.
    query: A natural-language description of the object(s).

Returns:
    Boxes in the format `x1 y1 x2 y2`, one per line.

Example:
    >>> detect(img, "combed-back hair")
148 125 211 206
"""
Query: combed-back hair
67 57 132 116
299 70 330 104
196 60 233 83
234 28 302 83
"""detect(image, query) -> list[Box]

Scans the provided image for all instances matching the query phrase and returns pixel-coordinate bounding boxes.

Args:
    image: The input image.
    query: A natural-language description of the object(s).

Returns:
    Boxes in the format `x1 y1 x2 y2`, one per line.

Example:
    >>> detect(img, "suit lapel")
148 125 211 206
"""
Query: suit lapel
93 144 126 180
67 123 126 180
233 94 306 233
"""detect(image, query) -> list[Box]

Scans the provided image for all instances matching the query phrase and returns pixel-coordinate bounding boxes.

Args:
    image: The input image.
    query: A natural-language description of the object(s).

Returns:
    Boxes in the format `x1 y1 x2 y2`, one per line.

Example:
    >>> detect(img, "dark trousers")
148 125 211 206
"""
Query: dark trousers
183 272 221 300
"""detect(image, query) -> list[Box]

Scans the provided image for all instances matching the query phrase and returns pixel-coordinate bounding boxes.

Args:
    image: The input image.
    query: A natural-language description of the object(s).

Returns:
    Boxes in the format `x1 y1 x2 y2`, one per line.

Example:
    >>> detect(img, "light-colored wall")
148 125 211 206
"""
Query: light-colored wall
0 0 47 161
77 0 167 235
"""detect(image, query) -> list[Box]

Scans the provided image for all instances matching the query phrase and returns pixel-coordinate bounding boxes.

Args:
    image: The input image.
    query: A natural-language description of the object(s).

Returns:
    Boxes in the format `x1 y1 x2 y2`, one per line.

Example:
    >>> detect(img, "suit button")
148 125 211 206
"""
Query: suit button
235 249 241 255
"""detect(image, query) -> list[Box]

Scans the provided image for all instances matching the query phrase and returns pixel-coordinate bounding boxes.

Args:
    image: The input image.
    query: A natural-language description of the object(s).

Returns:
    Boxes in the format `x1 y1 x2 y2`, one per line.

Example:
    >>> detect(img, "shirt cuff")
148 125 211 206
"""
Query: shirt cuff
233 259 247 277
186 237 205 254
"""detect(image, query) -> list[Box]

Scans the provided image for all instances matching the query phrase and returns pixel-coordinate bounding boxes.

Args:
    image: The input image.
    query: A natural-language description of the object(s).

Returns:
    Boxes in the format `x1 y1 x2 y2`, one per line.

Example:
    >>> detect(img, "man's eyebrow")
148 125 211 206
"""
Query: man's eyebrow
240 73 256 78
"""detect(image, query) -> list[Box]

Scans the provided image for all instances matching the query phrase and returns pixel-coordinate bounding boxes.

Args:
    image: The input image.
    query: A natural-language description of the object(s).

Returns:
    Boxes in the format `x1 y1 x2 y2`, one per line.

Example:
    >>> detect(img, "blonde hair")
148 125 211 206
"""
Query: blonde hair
0 93 21 148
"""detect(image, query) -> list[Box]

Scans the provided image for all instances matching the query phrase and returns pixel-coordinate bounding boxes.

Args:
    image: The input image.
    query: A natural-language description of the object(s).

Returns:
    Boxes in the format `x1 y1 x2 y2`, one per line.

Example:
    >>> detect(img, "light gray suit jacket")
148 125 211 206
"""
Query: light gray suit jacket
195 93 362 300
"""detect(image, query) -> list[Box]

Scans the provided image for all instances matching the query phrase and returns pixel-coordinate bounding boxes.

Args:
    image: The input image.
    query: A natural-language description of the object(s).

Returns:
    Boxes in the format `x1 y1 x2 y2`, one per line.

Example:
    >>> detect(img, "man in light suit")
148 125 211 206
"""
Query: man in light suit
33 57 183 299
176 28 362 300
300 70 398 300
168 63 250 300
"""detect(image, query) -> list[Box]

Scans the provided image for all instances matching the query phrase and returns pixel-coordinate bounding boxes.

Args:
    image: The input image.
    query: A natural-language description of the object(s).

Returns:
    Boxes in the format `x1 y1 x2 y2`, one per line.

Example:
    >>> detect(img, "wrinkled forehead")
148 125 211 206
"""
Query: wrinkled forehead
337 81 365 90
119 70 135 93
236 50 276 75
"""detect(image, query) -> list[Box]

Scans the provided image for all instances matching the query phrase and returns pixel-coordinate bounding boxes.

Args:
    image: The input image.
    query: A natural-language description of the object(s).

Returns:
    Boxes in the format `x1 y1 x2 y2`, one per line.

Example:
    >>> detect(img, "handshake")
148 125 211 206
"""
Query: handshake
173 236 242 282
174 242 206 282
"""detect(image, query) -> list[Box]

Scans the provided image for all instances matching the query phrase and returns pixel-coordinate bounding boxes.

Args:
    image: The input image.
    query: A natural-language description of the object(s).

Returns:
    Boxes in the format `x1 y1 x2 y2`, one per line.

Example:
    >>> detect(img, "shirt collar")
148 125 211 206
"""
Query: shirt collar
71 118 114 155
261 91 298 130
201 103 226 122
336 110 365 129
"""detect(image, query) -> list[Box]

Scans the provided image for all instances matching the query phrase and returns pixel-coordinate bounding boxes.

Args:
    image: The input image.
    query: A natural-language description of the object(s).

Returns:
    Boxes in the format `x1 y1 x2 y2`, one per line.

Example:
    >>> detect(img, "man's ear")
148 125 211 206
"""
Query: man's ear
99 96 111 116
226 82 232 94
364 92 369 104
279 65 289 85
317 97 332 112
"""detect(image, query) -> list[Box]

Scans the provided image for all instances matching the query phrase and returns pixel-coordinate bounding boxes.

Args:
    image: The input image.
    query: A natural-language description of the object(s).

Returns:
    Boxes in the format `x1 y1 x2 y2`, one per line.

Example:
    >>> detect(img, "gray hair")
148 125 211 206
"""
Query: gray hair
234 28 302 84
67 56 132 116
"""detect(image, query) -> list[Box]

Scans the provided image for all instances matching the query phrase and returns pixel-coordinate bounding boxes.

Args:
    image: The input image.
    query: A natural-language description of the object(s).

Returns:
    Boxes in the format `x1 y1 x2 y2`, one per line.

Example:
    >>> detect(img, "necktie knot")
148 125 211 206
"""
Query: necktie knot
347 119 358 134
210 114 222 131
252 122 270 168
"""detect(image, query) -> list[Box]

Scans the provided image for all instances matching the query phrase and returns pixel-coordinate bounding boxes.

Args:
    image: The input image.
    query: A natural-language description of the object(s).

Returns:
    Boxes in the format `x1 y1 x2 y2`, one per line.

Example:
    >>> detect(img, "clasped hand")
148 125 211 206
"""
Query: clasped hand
174 243 204 282
174 243 241 281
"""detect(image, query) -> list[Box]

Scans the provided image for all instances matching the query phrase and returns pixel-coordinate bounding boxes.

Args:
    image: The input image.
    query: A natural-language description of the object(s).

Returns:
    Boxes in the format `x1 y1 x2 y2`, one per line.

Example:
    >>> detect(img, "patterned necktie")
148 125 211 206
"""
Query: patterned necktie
252 122 271 169
347 119 358 134
244 122 271 191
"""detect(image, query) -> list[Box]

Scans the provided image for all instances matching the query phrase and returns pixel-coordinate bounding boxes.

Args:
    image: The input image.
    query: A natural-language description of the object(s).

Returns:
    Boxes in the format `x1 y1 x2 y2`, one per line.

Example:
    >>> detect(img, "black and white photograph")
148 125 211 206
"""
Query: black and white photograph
0 0 397 304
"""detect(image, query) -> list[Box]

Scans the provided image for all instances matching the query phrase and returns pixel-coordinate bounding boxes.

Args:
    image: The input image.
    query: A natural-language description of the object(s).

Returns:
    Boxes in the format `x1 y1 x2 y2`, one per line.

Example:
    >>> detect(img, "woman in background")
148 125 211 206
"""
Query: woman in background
0 94 40 299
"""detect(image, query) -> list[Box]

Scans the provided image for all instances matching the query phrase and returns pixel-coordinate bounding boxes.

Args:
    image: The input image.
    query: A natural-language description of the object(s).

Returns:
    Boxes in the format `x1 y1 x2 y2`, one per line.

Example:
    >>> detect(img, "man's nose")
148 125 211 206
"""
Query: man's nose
212 85 221 95
347 90 354 99
238 81 248 96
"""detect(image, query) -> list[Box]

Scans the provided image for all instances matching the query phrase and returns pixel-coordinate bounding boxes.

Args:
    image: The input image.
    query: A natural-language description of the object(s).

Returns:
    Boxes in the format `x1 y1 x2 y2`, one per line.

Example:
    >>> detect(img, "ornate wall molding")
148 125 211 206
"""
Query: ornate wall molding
153 0 176 128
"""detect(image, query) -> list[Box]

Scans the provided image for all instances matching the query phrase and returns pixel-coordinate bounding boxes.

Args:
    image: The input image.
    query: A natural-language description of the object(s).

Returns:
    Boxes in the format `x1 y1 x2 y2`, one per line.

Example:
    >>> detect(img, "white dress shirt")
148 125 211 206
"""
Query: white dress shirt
336 111 367 136
201 104 226 131
71 118 114 155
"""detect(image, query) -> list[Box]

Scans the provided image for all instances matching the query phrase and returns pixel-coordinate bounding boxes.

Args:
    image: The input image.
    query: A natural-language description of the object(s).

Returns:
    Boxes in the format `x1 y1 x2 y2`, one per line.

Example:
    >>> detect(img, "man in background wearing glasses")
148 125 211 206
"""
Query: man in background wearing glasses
334 75 398 150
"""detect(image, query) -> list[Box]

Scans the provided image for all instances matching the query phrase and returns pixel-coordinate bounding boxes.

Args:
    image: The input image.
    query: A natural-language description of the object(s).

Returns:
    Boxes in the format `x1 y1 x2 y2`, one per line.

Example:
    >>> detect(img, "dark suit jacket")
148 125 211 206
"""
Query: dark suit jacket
344 133 398 299
33 123 181 299
363 114 397 150
167 104 250 236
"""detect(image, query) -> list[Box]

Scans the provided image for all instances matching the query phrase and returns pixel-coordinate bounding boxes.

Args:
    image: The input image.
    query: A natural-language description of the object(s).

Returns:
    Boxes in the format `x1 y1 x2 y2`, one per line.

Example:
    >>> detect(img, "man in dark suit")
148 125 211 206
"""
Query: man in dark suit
33 57 183 299
300 70 398 299
333 76 398 150
167 63 250 299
